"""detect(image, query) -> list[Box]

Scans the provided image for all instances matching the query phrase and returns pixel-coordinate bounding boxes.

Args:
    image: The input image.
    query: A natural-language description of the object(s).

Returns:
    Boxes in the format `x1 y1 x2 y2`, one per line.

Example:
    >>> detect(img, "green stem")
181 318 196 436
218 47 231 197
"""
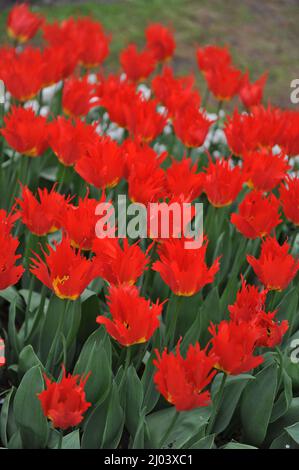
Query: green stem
46 300 69 372
202 87 210 109
206 373 227 434
57 165 67 192
26 284 48 343
24 275 35 339
275 346 284 391
159 410 179 448
165 295 183 348
210 100 223 145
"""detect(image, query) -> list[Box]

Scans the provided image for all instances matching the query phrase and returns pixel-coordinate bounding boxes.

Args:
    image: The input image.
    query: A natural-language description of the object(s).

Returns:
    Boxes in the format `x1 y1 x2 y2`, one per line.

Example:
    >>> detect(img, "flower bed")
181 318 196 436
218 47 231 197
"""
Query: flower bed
0 3 298 450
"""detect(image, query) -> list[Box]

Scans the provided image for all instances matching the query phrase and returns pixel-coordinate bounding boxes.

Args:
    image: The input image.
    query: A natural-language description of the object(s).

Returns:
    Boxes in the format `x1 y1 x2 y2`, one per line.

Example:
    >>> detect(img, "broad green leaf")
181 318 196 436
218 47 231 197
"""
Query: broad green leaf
270 430 299 449
223 441 257 449
141 350 160 414
0 387 15 447
18 345 43 380
74 328 112 405
285 422 299 444
270 370 292 423
81 381 124 449
39 295 67 364
241 363 278 446
13 366 49 449
189 434 215 449
212 373 255 434
146 406 210 449
125 366 144 437
62 430 81 449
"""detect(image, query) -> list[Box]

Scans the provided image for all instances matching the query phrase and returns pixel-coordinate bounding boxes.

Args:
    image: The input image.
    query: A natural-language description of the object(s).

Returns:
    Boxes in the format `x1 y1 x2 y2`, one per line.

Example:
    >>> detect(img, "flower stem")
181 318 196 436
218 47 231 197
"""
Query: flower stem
24 274 35 339
206 372 227 435
46 300 69 372
165 294 183 348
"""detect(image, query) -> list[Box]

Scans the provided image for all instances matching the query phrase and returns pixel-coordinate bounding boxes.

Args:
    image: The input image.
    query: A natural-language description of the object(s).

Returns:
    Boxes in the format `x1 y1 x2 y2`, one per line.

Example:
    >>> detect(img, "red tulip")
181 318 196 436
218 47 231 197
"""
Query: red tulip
196 45 231 73
145 24 175 62
0 232 24 290
75 136 125 190
247 236 299 291
7 3 43 43
152 66 200 116
16 185 71 236
204 63 243 101
229 278 288 348
173 105 214 148
120 44 156 82
203 158 244 207
38 366 91 430
209 320 264 375
30 236 98 300
166 157 203 203
243 150 289 192
153 236 220 296
125 97 167 143
62 195 103 251
239 72 268 109
1 47 44 102
280 176 299 226
93 238 151 286
96 285 163 346
49 116 97 167
154 340 218 411
1 106 48 157
62 76 99 118
231 191 281 239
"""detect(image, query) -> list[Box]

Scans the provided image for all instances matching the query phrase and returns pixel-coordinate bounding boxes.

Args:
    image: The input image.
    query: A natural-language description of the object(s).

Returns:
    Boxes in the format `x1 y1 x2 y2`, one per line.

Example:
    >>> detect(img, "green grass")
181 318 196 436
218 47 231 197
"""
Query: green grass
1 0 298 108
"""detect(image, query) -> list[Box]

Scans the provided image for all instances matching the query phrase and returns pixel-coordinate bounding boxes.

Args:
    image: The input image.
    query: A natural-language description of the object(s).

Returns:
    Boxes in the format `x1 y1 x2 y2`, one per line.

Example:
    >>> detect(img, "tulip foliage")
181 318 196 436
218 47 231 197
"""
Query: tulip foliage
0 3 299 450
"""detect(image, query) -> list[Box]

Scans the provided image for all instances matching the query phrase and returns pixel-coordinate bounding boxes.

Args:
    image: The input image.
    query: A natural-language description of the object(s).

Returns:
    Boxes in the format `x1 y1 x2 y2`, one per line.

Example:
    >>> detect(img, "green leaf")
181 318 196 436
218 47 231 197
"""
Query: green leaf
0 286 24 310
270 430 299 449
223 441 257 449
131 412 148 449
39 295 67 364
63 299 82 349
8 297 21 358
81 381 124 449
181 287 220 351
146 406 210 449
125 366 144 437
212 373 255 434
7 430 23 449
141 351 160 414
189 434 215 449
267 397 299 445
276 287 299 338
199 287 221 345
270 370 292 423
241 363 278 446
62 430 81 449
74 328 112 405
0 387 16 447
285 422 299 444
13 366 49 449
18 345 43 380
77 291 101 344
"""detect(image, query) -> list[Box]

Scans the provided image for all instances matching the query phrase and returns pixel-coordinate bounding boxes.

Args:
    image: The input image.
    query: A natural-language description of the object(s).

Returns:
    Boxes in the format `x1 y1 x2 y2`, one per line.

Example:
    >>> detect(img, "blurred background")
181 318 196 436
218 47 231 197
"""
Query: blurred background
1 0 299 108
